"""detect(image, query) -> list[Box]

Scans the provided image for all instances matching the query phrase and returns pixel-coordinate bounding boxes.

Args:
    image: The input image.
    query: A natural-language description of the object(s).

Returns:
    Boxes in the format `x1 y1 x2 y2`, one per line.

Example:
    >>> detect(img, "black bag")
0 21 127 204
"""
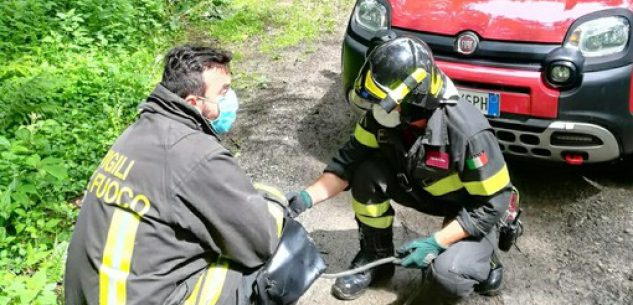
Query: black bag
254 218 326 305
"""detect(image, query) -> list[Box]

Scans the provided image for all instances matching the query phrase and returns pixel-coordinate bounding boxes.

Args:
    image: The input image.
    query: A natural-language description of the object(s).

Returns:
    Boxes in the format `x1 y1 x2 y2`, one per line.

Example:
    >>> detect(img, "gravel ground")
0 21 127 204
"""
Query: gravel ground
226 9 633 305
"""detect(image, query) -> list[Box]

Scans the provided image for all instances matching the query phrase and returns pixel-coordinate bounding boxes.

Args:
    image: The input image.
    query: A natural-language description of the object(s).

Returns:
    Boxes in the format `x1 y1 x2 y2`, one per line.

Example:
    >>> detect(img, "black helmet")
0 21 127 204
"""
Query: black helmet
354 36 445 117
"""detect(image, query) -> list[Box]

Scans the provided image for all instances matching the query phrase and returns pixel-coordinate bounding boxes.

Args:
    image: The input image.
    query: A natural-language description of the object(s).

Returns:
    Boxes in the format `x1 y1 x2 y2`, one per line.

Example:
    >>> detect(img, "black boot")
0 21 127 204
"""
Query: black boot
474 252 504 296
331 222 395 300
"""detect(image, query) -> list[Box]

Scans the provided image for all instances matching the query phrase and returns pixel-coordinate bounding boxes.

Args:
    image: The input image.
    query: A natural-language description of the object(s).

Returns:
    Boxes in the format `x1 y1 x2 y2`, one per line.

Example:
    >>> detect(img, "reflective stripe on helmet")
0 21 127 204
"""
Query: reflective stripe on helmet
389 68 428 100
410 68 428 84
379 68 428 112
430 69 444 97
364 70 388 99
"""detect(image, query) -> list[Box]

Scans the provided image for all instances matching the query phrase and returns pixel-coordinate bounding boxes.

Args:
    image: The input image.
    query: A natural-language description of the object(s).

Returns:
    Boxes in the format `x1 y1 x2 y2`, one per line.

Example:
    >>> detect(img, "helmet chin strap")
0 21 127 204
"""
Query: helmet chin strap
399 71 457 124
401 106 434 125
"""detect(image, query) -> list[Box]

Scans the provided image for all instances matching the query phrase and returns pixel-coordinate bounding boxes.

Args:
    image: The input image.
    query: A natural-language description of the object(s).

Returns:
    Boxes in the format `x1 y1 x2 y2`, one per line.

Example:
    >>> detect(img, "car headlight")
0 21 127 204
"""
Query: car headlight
565 16 629 57
353 0 389 32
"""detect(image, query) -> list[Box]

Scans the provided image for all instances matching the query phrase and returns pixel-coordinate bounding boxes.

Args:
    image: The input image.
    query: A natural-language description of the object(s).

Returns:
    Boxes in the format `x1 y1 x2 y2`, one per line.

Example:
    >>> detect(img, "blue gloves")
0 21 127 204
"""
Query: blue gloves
398 234 447 269
285 190 313 218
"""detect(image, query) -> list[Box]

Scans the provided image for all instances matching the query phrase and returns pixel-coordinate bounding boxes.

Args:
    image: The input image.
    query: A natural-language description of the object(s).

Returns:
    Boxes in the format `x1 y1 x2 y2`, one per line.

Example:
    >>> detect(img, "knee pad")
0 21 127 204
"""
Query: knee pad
432 242 492 284
350 161 389 203
424 264 477 299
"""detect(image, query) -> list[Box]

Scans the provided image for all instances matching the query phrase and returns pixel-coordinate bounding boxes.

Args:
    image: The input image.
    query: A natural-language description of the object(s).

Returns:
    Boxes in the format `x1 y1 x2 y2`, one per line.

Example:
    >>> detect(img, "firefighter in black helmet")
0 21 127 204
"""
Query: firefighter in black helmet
286 36 520 304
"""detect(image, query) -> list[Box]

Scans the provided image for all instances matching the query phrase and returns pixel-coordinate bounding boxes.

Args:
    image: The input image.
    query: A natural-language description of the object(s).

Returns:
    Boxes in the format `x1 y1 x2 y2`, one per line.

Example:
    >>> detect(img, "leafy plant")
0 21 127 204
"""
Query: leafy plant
0 269 58 305
0 0 351 303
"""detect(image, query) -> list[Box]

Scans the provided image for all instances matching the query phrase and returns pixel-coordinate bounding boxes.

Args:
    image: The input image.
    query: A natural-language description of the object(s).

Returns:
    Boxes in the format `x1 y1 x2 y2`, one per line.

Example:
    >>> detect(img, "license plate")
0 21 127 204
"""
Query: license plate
459 88 501 118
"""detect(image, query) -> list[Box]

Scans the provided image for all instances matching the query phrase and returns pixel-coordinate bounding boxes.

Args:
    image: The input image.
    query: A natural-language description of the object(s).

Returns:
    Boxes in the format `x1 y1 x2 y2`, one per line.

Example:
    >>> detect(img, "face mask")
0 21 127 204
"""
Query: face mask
372 104 401 128
210 88 239 134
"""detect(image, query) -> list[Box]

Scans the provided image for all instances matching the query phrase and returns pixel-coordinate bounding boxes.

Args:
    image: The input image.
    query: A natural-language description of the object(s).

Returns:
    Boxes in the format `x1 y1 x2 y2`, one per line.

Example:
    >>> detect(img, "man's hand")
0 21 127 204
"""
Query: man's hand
285 190 313 218
398 234 447 268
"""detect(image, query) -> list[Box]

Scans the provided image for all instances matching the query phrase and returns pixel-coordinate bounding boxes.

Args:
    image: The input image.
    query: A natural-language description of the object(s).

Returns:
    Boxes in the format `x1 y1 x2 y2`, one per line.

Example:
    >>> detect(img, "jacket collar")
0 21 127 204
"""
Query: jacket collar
421 75 460 147
139 84 218 137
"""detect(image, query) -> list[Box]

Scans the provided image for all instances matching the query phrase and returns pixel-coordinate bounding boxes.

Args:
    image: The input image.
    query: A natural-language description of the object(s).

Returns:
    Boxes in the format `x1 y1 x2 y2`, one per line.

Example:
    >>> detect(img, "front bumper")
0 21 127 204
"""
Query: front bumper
341 30 633 163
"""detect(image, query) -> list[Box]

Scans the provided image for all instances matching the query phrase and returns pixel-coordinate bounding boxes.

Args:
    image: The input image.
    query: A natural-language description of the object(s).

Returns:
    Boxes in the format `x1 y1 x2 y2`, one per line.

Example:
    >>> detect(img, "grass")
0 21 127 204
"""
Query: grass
164 0 352 88
190 0 345 52
0 0 354 303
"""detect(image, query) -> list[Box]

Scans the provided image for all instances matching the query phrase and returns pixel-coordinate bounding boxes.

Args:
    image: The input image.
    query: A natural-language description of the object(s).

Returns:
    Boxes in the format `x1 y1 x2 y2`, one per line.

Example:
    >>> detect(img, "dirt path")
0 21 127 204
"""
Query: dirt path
228 8 633 305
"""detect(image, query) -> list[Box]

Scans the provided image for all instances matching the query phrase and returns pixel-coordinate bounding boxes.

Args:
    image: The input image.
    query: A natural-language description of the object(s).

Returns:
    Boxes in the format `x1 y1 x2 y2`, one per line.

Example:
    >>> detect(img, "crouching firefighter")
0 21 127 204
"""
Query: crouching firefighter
286 36 522 304
64 45 324 305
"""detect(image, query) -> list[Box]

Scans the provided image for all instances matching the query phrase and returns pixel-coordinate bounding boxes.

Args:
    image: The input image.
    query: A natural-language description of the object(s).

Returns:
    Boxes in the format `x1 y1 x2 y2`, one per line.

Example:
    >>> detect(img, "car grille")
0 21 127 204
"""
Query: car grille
392 27 560 70
453 79 530 95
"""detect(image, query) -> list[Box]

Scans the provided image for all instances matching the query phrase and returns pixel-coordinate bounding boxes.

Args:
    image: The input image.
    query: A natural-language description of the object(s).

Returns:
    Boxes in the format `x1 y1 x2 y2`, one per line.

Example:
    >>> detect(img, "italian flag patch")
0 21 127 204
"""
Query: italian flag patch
466 151 488 170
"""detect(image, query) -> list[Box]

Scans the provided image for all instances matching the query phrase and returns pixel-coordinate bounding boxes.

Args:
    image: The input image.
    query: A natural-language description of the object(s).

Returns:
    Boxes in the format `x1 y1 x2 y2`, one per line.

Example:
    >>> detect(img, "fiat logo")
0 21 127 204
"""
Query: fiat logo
455 32 479 55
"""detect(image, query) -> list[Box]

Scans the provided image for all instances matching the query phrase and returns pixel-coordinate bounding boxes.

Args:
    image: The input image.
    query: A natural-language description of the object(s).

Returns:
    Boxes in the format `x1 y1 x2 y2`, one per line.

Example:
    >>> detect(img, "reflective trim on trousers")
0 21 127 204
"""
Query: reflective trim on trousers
356 214 394 229
352 198 391 217
184 257 229 305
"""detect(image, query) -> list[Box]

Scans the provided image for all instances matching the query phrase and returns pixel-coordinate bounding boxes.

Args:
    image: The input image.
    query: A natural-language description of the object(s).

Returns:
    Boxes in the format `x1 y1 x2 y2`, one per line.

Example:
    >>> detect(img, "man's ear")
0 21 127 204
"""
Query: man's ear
184 95 197 107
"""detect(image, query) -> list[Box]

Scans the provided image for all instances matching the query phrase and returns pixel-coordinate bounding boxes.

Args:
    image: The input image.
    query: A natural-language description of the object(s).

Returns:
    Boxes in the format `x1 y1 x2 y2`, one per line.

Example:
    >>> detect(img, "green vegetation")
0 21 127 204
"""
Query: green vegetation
0 0 347 303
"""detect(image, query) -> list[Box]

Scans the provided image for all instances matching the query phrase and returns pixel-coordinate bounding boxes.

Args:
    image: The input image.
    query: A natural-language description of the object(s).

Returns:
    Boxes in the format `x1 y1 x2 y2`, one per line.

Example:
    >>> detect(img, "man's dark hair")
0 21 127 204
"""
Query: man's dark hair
161 45 232 98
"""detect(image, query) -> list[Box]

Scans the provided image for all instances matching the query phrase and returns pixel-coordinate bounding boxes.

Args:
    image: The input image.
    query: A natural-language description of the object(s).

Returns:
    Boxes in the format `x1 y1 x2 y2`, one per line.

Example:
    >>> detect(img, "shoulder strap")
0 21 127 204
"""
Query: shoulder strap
376 129 425 202
422 107 450 147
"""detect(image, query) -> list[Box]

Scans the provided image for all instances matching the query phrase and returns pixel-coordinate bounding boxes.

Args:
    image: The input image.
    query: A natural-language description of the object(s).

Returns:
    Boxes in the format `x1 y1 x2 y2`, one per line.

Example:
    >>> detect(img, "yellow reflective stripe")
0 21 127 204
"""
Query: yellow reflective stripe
352 199 390 217
99 209 141 305
464 165 510 196
183 270 206 305
430 71 444 96
353 124 379 148
356 215 394 229
184 258 229 305
389 68 428 101
423 173 464 196
267 202 284 237
411 68 428 83
364 70 387 99
199 259 229 305
253 183 286 204
253 183 285 237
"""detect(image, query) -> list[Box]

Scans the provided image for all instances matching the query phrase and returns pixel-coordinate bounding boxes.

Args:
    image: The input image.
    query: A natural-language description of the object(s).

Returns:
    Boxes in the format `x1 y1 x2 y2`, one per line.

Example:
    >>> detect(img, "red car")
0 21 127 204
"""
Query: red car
342 0 633 165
